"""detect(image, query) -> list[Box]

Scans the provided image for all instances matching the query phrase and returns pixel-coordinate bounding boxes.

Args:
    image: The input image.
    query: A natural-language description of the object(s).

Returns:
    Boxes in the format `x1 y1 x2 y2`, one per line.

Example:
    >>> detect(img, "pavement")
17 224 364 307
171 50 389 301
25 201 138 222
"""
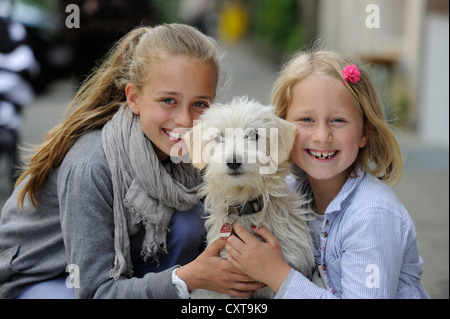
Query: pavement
0 41 448 299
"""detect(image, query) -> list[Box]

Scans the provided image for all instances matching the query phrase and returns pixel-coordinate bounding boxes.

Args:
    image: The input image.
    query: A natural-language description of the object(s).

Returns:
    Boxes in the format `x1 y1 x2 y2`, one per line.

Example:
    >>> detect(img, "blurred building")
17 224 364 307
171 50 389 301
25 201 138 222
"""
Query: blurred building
317 0 449 151
60 0 159 82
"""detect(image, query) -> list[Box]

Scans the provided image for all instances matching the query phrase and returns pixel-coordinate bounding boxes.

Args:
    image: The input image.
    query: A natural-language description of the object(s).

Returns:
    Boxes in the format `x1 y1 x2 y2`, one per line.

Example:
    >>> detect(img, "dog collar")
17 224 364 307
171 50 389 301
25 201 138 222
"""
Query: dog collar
227 198 262 216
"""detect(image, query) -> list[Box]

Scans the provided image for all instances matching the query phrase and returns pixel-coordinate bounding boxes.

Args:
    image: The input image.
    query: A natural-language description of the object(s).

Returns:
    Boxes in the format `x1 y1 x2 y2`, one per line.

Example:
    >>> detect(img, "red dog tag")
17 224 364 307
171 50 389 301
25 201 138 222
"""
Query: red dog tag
220 223 232 239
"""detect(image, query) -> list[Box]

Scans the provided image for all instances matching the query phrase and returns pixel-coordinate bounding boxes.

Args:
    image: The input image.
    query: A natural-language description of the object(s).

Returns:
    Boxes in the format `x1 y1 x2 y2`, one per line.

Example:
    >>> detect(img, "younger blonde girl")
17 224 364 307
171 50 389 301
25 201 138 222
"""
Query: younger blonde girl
226 50 430 299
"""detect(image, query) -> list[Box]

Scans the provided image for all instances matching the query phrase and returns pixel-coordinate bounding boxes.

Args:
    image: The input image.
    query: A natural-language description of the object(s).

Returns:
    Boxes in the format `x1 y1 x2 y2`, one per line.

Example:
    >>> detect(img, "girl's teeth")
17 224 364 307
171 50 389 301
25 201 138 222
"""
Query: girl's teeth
165 129 183 140
309 150 336 159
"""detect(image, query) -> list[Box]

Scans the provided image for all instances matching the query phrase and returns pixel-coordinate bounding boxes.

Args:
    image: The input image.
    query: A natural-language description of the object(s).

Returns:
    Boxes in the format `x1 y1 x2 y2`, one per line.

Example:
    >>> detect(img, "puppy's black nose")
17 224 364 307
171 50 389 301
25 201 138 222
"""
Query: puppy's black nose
227 155 243 169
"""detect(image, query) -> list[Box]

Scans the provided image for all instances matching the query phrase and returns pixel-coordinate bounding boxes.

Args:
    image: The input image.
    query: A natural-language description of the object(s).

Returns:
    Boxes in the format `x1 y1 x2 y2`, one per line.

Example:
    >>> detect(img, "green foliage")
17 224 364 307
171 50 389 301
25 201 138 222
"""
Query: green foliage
16 0 51 10
152 0 180 23
250 0 305 53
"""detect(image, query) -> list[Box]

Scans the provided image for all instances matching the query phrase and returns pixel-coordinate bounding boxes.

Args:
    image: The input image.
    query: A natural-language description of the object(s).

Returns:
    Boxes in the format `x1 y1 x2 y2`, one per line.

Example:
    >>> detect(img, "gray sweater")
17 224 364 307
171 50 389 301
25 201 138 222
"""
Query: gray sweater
0 130 179 298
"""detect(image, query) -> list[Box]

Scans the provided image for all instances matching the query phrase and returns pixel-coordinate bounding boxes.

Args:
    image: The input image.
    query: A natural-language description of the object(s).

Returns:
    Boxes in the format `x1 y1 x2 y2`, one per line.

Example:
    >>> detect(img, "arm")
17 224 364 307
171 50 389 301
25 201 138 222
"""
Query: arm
337 209 406 298
227 209 407 299
277 209 407 298
59 160 179 298
177 238 265 298
226 225 338 299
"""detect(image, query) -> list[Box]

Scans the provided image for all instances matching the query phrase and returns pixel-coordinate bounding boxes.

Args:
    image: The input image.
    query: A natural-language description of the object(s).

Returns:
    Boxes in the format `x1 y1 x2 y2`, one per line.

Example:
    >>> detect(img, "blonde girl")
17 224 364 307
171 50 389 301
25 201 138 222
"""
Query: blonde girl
0 24 263 299
226 50 429 298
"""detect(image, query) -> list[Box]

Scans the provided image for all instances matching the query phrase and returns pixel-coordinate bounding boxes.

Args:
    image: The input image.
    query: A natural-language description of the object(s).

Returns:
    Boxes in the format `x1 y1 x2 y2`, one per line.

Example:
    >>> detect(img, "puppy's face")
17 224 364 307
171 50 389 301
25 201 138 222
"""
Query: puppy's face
185 97 296 192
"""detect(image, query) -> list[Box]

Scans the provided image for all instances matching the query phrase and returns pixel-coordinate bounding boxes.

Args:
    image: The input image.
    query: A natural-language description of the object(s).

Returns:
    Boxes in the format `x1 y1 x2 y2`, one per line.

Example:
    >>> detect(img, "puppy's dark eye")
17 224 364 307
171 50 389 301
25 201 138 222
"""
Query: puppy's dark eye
214 133 223 143
245 129 258 141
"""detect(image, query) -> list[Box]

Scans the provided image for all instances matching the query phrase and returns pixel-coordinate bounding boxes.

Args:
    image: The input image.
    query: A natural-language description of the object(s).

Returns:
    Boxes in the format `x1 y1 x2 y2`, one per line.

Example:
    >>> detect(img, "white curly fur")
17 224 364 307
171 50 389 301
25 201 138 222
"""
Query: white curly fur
186 96 315 298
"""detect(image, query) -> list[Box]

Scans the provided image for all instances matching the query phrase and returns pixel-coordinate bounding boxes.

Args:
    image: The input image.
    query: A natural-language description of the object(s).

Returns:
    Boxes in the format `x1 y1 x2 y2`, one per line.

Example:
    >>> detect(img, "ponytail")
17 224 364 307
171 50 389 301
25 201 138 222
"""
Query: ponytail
15 27 148 208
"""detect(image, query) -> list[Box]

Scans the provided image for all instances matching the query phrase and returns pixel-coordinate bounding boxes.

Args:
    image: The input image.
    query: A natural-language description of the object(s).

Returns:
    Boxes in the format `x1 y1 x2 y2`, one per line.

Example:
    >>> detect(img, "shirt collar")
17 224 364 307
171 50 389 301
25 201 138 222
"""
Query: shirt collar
289 164 366 216
325 167 366 215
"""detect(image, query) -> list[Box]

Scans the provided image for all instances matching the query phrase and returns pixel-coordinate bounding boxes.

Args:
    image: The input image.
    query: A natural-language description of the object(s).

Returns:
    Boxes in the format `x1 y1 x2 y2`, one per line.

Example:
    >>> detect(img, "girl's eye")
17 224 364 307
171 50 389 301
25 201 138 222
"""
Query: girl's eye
300 117 313 123
162 98 176 104
332 118 346 123
193 101 210 109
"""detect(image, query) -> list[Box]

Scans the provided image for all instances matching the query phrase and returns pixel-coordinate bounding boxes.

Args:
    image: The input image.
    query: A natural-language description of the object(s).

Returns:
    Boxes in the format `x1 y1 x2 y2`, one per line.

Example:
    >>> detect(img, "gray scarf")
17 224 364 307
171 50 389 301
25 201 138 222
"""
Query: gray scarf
102 105 202 280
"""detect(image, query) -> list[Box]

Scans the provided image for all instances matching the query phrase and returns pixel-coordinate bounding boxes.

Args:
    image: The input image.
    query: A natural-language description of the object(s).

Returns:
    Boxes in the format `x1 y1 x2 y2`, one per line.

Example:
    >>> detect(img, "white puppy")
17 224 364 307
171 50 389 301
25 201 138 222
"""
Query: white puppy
185 96 315 298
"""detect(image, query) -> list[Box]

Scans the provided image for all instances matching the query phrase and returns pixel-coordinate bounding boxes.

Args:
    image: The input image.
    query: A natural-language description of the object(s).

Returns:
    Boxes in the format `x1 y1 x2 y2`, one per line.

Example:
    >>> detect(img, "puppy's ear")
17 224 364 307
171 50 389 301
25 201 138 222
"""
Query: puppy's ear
184 123 208 170
274 117 297 164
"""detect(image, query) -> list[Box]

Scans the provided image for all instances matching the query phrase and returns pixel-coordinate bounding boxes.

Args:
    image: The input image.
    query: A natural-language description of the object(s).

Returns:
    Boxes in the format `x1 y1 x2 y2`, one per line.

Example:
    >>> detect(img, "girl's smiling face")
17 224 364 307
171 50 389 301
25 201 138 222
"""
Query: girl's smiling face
126 55 217 161
286 74 367 186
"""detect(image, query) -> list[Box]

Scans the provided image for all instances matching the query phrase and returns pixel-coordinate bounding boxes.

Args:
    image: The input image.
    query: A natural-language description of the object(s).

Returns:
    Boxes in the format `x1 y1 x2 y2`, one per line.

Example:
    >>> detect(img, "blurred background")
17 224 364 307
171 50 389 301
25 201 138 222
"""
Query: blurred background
0 0 448 298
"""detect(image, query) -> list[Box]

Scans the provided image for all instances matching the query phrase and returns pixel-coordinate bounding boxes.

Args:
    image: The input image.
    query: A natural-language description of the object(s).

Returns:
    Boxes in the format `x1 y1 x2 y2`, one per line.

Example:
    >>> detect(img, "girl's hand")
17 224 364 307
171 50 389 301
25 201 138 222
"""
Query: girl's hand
226 224 291 293
177 238 265 297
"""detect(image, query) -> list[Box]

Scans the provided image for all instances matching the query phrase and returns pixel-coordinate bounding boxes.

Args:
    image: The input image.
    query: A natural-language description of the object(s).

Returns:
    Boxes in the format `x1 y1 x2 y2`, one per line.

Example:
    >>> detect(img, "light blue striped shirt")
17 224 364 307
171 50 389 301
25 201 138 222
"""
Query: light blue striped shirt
275 167 430 299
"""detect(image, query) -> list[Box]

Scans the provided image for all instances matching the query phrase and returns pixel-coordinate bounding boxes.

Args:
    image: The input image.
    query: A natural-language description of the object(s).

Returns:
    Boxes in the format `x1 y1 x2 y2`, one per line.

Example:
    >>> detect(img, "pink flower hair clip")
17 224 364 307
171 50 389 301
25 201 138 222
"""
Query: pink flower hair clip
342 64 360 84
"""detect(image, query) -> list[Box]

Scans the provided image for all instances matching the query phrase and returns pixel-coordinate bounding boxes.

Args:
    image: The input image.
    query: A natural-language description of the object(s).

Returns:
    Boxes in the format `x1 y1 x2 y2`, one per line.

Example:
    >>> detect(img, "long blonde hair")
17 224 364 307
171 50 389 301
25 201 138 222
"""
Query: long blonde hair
16 23 222 208
272 50 403 185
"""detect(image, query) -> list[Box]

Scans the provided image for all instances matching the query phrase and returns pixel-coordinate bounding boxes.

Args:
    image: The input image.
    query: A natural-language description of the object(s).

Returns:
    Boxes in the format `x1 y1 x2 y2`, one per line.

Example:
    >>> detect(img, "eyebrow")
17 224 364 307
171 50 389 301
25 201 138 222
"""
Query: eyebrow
197 95 214 101
159 91 181 96
159 91 213 101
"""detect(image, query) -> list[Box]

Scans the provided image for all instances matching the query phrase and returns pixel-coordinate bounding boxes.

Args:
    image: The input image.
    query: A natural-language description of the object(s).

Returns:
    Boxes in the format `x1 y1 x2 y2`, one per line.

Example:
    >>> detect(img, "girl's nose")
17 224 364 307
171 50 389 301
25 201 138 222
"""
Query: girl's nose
173 105 193 128
312 123 332 143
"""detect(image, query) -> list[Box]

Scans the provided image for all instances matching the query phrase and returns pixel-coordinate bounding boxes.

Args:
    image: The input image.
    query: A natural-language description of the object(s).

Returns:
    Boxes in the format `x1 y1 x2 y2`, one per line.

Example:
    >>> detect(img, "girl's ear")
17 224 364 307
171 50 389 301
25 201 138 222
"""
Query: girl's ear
275 117 297 164
360 121 372 149
359 134 368 149
126 83 140 115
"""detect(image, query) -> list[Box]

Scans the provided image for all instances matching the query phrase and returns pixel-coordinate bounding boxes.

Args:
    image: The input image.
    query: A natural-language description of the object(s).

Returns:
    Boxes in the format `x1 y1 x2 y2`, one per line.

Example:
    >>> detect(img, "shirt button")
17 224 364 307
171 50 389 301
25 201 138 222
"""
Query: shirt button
323 232 328 237
325 220 330 226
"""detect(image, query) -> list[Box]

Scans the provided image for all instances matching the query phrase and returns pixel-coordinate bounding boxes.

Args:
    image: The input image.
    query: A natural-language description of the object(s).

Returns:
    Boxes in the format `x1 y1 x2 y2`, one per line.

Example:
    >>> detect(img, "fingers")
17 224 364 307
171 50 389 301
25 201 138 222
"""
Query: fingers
189 236 267 296
226 225 262 262
225 242 242 272
206 237 227 255
232 224 254 244
226 281 267 298
251 226 279 247
212 258 266 297
221 265 267 298
230 224 279 249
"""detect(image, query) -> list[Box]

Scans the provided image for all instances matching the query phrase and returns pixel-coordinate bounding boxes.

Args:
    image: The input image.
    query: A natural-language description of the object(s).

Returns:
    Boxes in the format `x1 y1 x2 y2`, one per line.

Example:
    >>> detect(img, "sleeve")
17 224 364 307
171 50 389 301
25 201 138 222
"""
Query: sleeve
274 209 407 299
58 160 180 299
274 269 338 299
337 209 406 298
